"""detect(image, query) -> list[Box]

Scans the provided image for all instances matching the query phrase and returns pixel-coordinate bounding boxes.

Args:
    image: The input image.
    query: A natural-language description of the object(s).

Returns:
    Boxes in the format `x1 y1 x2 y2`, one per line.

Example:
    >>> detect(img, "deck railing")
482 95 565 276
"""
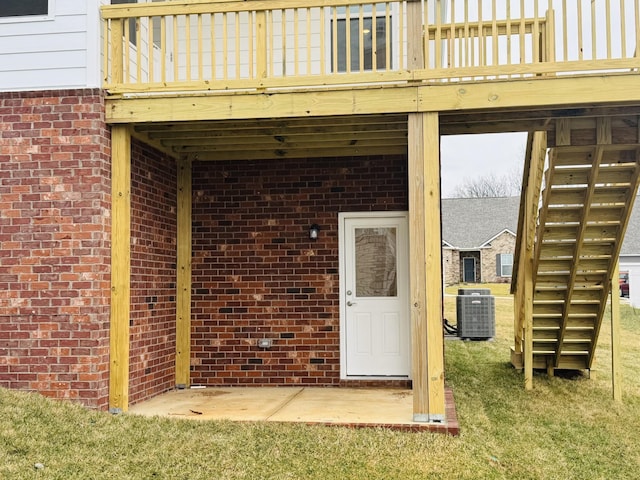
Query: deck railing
102 0 640 95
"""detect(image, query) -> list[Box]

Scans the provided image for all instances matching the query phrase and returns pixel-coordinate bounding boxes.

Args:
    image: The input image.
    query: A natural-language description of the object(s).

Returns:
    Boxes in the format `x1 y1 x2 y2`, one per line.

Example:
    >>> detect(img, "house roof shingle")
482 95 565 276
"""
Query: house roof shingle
442 196 640 255
442 196 520 249
621 197 640 256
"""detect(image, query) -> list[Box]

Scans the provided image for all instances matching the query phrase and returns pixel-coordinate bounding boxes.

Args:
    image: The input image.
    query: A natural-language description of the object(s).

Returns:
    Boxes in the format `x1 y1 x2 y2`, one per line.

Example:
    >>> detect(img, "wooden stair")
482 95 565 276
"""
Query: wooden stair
513 117 640 375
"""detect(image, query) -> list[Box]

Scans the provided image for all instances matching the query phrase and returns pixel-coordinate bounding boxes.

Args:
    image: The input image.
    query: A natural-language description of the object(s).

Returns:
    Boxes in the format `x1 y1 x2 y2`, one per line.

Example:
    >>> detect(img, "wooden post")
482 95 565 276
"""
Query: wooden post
512 133 534 365
611 261 622 402
175 159 192 388
513 263 523 356
407 0 423 72
523 132 546 390
407 0 444 423
523 227 534 390
256 10 267 80
514 132 547 390
544 9 556 64
110 18 124 86
109 125 131 413
424 112 445 421
409 113 427 422
409 112 445 422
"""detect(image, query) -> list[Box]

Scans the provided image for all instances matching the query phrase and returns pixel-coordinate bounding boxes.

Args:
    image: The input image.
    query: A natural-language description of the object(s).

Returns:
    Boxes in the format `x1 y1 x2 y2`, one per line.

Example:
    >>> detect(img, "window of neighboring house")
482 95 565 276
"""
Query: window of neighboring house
331 6 391 73
496 253 513 277
112 0 138 46
0 0 48 18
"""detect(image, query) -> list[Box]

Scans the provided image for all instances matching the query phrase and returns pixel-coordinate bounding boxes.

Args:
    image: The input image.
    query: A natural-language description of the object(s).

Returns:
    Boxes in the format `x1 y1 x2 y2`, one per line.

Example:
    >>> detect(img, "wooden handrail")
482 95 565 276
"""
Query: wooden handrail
102 0 640 96
101 0 393 19
512 131 546 367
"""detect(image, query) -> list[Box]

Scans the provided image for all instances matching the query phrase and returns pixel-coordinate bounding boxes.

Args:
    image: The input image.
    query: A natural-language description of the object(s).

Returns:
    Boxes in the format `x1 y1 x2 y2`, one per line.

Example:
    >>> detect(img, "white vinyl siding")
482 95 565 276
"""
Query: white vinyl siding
0 0 103 91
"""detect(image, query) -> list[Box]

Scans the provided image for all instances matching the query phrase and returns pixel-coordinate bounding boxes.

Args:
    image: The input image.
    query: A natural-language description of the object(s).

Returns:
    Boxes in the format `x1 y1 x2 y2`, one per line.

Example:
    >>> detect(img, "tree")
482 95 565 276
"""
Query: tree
450 167 522 198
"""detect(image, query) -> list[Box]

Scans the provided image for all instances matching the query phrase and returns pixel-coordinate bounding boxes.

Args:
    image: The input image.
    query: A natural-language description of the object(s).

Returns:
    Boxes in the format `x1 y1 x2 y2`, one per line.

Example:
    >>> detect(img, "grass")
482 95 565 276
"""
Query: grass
2 284 640 479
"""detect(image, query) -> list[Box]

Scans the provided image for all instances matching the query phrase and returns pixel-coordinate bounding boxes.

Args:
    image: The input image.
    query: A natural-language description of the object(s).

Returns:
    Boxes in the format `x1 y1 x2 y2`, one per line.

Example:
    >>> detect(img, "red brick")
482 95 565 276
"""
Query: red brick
190 156 407 387
128 141 177 405
0 89 111 410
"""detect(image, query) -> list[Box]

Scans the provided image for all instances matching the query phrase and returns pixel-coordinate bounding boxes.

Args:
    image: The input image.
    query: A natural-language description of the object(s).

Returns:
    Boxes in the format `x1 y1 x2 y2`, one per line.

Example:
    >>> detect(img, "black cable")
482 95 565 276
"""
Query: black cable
443 318 458 335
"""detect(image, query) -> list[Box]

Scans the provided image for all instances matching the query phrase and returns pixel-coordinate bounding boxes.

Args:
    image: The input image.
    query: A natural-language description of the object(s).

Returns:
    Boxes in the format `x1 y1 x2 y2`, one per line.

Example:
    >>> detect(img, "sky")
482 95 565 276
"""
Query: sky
440 132 528 198
435 0 633 199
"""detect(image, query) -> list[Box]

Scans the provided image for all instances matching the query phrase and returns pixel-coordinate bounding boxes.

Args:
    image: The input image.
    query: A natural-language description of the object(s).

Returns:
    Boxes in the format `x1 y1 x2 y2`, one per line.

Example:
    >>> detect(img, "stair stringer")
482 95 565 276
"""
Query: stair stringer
513 116 640 376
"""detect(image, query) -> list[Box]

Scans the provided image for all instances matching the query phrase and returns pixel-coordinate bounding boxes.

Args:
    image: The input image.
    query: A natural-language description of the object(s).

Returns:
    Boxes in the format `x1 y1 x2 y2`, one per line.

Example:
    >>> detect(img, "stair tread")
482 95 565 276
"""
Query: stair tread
521 137 638 368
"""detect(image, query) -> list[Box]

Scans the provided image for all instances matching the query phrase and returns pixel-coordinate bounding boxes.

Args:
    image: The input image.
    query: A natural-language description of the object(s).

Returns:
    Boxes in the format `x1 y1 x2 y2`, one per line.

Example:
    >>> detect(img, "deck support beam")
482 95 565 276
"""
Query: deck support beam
176 159 192 388
409 112 445 422
611 261 622 402
109 125 131 413
513 132 546 390
523 204 534 390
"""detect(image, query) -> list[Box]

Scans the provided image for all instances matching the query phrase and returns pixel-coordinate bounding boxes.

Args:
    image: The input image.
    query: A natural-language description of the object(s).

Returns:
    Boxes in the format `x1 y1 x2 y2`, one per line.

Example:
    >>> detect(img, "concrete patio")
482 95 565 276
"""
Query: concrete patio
128 387 459 435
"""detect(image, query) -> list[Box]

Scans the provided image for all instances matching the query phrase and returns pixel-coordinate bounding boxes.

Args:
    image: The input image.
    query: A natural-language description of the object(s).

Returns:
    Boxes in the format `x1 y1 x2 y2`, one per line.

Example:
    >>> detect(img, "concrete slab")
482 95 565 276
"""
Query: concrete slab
129 387 303 421
267 388 414 425
128 387 460 435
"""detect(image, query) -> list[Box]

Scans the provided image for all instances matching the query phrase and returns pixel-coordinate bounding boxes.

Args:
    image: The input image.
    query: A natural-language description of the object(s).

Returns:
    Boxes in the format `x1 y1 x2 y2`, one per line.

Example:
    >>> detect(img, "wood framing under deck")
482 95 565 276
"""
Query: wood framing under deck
105 76 640 126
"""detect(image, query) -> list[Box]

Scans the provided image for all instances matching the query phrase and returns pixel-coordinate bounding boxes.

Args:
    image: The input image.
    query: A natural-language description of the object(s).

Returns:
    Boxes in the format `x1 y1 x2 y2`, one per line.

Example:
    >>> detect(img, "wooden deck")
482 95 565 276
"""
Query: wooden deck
100 1 640 164
101 0 640 412
101 1 640 160
102 0 639 96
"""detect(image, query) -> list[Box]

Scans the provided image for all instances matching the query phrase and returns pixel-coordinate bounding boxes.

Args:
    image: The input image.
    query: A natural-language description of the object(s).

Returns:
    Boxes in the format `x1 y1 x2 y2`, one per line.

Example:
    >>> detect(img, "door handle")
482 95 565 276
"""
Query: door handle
347 301 357 307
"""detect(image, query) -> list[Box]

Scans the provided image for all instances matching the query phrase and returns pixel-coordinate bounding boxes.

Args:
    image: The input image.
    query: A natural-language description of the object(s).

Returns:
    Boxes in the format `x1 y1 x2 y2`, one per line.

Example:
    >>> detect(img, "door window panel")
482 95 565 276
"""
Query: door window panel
355 227 397 297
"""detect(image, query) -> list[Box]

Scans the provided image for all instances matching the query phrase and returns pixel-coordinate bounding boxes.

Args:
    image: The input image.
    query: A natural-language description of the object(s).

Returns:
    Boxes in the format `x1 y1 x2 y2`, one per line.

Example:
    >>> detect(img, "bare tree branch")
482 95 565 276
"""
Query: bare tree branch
451 169 522 198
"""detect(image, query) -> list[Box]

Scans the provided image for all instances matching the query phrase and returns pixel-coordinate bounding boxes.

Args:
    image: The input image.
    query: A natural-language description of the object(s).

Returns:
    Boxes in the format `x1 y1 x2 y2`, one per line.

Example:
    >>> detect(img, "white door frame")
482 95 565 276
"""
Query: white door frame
338 211 410 379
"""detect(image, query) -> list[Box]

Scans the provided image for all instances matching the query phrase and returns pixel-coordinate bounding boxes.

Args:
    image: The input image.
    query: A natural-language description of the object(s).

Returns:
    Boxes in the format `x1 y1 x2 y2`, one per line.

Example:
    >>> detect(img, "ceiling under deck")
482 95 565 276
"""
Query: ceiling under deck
133 114 411 162
129 105 640 162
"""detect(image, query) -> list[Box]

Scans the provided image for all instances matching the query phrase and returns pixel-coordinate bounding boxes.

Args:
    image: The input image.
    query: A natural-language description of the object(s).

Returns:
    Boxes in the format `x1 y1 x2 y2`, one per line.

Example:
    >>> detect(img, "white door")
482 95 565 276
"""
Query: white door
340 213 410 377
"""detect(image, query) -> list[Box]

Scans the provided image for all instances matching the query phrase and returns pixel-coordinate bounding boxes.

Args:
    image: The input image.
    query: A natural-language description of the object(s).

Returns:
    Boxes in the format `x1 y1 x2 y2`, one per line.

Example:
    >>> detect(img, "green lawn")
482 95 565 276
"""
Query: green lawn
2 286 640 479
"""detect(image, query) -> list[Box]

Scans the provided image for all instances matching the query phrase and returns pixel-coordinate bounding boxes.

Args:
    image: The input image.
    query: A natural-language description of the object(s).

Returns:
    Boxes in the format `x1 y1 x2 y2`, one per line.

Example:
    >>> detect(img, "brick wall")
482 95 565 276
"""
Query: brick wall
191 156 408 386
129 140 177 405
443 248 459 286
0 89 111 409
481 231 516 283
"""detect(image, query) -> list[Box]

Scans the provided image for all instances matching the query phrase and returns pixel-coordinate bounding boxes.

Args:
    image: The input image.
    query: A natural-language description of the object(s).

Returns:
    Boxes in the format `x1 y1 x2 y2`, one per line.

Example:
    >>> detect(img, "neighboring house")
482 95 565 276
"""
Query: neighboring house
619 197 640 306
0 0 638 423
444 196 640 298
442 197 519 285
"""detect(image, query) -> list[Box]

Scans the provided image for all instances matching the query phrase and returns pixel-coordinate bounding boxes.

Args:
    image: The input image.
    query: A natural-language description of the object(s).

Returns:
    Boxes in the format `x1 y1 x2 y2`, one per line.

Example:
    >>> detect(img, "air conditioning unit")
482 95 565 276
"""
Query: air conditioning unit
457 288 491 296
456 291 495 340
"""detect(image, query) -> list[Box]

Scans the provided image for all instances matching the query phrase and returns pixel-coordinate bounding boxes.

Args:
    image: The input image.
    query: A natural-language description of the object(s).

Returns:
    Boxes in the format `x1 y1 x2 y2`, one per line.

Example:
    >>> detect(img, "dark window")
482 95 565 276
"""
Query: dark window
332 16 390 73
0 0 48 18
